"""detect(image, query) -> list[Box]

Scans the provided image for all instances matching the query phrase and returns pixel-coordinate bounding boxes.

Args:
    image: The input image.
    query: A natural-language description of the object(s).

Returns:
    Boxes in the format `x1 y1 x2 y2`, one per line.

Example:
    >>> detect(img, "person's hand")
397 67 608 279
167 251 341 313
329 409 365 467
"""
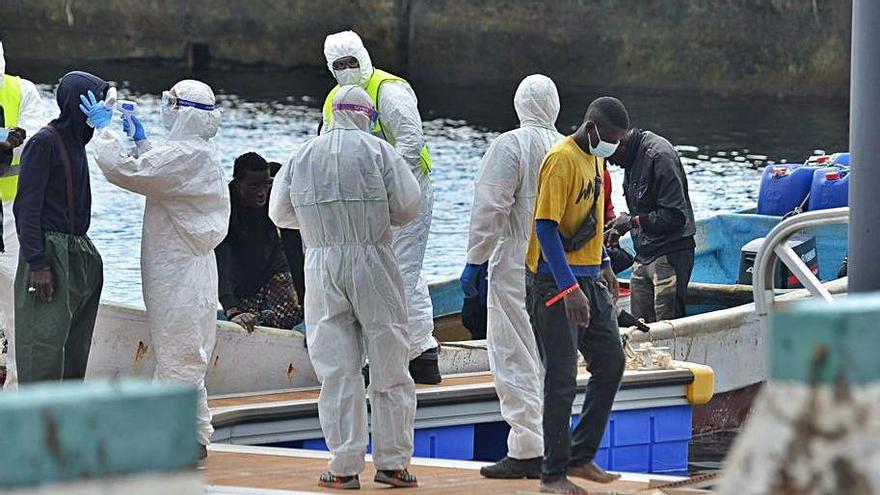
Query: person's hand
602 264 620 306
460 263 482 298
0 127 25 151
29 268 54 303
604 227 621 247
79 90 113 129
231 312 258 333
563 287 591 327
122 115 147 141
6 128 25 149
610 212 634 235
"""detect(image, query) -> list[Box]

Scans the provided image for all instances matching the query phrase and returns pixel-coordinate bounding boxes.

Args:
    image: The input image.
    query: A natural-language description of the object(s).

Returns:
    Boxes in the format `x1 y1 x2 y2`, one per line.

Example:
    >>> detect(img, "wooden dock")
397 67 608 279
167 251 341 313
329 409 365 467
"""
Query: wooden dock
205 444 675 494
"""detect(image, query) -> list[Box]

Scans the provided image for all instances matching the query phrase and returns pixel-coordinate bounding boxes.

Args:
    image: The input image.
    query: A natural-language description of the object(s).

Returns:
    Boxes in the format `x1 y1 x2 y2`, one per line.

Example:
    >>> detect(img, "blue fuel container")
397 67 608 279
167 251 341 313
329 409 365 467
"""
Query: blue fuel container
830 152 850 167
808 167 849 211
757 165 816 216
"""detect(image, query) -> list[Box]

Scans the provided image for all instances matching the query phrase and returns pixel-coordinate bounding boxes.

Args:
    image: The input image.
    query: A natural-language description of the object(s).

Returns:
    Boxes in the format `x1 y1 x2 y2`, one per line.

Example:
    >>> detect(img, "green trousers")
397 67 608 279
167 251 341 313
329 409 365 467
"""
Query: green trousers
15 231 103 383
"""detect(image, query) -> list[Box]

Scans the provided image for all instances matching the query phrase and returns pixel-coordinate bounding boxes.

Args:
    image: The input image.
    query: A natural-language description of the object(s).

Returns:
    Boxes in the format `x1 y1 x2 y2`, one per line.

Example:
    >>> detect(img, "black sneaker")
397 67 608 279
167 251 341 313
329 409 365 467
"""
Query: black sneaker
480 456 542 479
408 347 441 385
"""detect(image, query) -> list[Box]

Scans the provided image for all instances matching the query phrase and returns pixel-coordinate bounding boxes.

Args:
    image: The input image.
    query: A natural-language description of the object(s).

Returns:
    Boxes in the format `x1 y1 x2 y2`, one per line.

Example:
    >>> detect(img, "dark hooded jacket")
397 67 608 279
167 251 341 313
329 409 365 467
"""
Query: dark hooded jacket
215 182 289 312
618 129 696 264
14 71 108 270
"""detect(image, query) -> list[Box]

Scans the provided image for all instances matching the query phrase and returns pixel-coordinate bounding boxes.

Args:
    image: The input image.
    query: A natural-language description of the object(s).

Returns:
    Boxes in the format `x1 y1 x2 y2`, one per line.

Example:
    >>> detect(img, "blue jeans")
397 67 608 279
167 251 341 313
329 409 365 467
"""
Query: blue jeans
526 273 625 482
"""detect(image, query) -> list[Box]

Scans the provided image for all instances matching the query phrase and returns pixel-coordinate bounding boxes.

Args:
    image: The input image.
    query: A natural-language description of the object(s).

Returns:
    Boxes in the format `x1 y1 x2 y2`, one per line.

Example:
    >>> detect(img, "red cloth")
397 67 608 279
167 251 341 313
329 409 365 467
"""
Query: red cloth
603 168 615 224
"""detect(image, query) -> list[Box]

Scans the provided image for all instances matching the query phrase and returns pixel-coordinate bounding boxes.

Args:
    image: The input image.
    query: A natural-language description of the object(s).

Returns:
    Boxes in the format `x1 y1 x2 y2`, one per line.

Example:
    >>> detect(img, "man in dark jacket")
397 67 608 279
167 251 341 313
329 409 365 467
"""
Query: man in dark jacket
13 71 105 382
605 105 696 322
216 152 302 332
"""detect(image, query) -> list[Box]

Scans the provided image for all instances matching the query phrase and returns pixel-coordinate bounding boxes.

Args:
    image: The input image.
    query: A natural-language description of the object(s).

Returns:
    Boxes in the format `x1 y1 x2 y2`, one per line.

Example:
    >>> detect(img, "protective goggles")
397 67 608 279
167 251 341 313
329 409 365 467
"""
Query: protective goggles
333 103 379 125
161 91 216 111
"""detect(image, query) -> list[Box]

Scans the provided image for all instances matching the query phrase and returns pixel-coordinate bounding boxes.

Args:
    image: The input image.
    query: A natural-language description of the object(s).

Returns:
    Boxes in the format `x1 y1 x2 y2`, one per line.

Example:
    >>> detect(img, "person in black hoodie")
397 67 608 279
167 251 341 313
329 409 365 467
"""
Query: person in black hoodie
603 99 696 322
13 71 105 382
216 152 302 332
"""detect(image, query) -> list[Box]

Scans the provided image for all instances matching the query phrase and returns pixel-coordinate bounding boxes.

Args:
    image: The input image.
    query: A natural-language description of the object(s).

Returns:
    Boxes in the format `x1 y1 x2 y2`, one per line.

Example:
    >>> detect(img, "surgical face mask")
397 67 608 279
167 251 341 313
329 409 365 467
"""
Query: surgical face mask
160 104 177 131
589 124 619 158
334 68 361 86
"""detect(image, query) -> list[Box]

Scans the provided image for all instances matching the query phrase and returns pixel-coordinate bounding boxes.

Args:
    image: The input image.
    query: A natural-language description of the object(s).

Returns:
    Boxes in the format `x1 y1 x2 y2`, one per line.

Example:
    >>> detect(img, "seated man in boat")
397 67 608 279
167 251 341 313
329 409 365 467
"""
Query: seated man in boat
269 86 421 490
216 152 303 332
604 100 696 322
461 74 563 479
525 96 626 494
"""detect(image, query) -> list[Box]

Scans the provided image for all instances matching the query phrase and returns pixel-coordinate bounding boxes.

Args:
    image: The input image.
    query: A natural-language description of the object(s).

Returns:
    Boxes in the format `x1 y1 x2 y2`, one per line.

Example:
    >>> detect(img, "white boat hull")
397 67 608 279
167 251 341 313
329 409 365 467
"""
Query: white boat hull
85 303 489 395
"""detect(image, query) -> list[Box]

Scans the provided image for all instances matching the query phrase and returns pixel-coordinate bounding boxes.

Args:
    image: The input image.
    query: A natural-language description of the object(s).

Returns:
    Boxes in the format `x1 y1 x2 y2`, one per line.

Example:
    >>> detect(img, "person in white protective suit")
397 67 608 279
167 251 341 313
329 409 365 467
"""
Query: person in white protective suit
92 80 229 458
270 86 421 490
461 75 564 479
0 38 46 389
322 31 440 385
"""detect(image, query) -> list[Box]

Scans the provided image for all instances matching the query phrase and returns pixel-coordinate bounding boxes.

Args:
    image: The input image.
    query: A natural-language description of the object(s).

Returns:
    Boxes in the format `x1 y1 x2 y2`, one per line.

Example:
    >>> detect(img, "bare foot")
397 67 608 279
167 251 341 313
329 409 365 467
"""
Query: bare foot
539 477 589 494
568 461 621 484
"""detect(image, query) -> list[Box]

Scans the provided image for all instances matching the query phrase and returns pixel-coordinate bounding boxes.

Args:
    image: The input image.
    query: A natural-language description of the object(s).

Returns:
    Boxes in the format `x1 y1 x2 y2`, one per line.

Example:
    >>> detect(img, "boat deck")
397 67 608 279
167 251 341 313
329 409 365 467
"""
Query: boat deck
209 368 693 410
205 444 669 494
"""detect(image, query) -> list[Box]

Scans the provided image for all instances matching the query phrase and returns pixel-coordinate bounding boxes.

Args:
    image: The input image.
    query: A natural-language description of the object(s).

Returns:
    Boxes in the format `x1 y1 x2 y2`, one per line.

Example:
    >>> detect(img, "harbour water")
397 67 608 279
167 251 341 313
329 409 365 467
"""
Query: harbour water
17 62 848 306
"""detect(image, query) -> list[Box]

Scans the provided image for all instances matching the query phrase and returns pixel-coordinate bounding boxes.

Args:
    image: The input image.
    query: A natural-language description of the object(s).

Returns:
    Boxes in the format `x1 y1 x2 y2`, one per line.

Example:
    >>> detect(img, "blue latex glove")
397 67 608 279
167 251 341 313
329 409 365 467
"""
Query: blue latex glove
78 90 113 129
460 263 483 298
122 114 148 141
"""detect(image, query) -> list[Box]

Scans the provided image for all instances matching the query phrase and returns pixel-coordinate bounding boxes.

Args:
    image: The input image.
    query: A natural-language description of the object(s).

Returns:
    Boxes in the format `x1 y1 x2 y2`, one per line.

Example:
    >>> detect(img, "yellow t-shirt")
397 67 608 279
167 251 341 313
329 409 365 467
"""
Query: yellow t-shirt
526 136 605 273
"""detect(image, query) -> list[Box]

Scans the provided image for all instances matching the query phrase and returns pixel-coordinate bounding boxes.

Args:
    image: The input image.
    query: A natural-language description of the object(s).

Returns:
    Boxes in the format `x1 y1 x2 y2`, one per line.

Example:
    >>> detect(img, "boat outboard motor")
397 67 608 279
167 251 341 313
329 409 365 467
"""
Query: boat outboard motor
737 235 819 288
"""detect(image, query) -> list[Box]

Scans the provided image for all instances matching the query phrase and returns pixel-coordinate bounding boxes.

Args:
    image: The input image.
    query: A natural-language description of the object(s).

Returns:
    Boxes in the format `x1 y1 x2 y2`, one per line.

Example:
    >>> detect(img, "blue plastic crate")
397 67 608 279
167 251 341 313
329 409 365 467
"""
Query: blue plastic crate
414 425 474 460
296 424 475 461
572 405 691 474
651 441 689 473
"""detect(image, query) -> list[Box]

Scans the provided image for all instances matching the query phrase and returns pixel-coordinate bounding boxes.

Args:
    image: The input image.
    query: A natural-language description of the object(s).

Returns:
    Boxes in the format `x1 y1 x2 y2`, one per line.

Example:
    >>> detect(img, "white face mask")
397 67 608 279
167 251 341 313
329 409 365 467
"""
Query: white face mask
160 104 177 131
334 68 360 86
589 124 619 158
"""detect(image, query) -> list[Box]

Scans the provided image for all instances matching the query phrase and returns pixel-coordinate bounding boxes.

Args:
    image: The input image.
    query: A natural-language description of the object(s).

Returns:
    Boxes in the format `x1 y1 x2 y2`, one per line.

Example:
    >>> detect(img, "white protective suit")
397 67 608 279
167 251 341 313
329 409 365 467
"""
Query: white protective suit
0 39 46 389
465 75 563 460
270 86 420 476
323 31 436 360
93 80 229 445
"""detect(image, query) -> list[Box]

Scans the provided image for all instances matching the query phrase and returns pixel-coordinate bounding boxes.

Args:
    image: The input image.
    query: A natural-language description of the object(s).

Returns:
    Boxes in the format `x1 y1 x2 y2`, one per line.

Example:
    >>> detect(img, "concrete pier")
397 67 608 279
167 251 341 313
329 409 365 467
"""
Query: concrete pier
4 0 852 97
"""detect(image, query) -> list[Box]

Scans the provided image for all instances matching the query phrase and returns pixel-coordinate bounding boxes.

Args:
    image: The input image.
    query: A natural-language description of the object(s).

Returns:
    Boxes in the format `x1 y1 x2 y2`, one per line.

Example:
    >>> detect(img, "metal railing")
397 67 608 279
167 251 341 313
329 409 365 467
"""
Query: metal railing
753 207 849 319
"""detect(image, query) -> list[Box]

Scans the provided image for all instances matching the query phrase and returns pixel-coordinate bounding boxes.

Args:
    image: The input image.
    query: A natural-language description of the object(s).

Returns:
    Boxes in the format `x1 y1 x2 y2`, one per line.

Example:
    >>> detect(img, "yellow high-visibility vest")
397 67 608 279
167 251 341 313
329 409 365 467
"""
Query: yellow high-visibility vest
323 69 432 174
0 74 23 202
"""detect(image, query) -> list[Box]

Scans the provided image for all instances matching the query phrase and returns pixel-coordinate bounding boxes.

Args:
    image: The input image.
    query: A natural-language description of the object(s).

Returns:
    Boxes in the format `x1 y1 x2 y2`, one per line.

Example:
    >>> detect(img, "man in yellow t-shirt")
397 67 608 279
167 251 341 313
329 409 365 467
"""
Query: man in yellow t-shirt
525 97 628 494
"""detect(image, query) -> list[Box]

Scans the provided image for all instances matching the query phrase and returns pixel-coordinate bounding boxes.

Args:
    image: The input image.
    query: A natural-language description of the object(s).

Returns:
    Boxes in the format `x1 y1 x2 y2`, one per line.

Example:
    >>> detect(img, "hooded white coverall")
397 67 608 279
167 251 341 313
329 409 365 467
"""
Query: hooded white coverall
465 75 563 460
0 40 46 389
270 86 420 476
93 80 229 446
323 31 436 360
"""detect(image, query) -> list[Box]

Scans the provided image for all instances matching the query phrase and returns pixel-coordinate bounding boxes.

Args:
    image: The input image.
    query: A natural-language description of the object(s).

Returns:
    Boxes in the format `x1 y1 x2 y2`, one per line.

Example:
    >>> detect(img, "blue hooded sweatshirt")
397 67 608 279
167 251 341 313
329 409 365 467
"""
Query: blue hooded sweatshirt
14 71 109 270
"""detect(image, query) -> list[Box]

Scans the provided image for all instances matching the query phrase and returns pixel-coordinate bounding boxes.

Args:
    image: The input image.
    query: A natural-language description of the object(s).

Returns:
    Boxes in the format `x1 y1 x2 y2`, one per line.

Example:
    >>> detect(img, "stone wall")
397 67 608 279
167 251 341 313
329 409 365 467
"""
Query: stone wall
2 0 852 96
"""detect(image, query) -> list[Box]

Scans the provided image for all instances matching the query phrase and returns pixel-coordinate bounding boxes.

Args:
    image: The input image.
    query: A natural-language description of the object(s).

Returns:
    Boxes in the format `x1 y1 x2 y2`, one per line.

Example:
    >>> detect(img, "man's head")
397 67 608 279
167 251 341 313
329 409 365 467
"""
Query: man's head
160 79 221 140
514 74 560 127
331 85 378 132
579 96 630 158
233 152 271 208
324 31 374 87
